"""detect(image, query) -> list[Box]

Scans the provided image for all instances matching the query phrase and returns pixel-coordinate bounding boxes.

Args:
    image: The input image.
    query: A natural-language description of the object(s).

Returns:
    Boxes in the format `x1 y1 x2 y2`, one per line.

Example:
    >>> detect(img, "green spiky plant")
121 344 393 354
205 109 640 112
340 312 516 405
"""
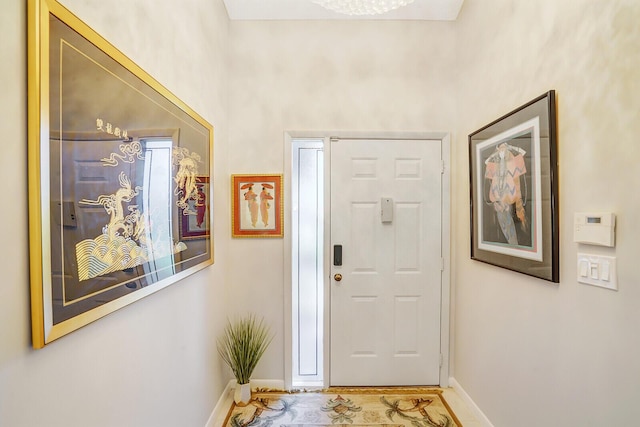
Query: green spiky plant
217 314 273 385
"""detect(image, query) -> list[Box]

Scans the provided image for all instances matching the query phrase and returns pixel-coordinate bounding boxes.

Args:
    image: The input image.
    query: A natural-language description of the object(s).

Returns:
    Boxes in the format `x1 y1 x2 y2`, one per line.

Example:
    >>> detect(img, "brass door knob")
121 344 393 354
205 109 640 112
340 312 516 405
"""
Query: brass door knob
334 273 342 282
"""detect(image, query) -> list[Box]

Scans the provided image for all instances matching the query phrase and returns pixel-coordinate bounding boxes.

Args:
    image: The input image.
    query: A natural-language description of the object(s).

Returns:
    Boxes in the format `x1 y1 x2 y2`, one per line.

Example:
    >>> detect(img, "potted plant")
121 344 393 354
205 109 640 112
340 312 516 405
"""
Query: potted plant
217 314 273 406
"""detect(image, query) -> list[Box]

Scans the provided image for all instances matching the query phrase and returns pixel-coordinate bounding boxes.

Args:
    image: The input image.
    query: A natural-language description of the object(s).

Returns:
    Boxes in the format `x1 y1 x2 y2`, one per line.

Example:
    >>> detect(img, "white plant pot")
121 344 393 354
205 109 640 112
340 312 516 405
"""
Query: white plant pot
234 382 251 406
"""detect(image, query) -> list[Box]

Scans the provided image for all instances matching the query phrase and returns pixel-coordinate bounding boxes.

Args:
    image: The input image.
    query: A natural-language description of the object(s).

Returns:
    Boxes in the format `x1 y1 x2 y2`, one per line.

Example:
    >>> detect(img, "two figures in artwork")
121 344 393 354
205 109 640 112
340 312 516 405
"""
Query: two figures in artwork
242 183 274 228
75 142 203 281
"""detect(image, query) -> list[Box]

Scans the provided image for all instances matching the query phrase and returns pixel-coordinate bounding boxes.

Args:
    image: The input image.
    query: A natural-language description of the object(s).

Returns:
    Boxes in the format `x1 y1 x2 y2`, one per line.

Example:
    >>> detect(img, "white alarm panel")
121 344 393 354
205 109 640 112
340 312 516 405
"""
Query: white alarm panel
573 212 615 247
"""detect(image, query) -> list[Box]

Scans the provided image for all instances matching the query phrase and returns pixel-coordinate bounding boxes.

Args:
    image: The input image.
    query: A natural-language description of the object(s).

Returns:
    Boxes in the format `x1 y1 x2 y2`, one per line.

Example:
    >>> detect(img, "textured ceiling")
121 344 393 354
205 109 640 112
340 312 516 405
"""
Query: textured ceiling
222 0 464 21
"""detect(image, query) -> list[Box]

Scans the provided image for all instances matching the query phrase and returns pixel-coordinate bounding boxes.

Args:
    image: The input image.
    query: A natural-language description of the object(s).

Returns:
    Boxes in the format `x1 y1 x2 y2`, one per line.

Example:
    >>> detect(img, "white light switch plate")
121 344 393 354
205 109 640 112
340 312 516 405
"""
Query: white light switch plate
577 253 617 291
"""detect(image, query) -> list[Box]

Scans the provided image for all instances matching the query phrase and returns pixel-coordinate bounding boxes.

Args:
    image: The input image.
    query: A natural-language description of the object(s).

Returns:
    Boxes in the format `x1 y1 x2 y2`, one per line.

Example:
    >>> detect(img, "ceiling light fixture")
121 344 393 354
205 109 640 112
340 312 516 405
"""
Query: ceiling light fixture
311 0 416 16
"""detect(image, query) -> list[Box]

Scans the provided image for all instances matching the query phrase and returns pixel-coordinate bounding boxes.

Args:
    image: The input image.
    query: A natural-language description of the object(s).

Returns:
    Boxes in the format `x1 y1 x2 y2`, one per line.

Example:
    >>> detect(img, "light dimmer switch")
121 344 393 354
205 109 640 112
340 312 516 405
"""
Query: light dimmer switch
601 262 610 281
579 260 588 277
577 253 617 291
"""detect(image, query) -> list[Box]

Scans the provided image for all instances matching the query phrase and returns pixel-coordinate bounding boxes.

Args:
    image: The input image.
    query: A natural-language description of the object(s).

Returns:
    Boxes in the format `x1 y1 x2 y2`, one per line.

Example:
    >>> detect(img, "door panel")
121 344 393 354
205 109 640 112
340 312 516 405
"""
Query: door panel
330 138 442 386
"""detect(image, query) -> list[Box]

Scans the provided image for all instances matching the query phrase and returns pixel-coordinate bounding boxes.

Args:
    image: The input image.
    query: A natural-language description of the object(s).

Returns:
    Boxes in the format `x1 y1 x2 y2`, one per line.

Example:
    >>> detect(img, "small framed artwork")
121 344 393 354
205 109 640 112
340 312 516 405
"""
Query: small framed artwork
27 0 214 348
232 174 283 238
180 176 211 240
469 90 559 282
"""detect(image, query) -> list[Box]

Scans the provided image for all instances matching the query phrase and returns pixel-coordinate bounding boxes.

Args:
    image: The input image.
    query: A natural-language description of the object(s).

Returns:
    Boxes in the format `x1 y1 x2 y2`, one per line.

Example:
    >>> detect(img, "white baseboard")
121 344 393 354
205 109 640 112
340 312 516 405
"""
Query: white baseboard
204 381 234 427
449 377 495 427
204 379 287 427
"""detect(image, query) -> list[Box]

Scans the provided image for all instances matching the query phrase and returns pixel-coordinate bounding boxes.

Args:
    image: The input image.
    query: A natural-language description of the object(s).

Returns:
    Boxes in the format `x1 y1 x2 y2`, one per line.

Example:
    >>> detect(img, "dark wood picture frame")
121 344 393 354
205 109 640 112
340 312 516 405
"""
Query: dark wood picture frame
469 91 559 283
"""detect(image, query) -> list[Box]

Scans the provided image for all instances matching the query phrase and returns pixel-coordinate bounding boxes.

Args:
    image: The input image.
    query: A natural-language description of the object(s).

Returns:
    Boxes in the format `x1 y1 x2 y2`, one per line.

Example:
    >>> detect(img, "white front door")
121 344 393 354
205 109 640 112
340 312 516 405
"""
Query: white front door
330 138 443 386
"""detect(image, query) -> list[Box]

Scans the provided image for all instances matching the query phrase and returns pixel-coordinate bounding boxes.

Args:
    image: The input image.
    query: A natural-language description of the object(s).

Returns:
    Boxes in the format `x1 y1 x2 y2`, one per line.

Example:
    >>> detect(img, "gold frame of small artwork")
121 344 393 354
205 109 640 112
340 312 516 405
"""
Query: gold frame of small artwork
28 0 214 348
231 174 284 238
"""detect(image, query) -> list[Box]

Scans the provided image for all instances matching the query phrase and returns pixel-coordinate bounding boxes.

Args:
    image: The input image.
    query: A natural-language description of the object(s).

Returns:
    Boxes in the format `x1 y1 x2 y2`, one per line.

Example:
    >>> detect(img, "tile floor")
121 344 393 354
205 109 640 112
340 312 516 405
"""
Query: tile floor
441 387 483 427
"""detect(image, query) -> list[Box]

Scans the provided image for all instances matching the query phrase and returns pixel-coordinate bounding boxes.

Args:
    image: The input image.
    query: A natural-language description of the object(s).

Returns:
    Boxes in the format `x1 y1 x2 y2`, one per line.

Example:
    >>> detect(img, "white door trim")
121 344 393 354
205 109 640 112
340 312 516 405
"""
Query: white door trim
440 132 451 388
284 131 451 389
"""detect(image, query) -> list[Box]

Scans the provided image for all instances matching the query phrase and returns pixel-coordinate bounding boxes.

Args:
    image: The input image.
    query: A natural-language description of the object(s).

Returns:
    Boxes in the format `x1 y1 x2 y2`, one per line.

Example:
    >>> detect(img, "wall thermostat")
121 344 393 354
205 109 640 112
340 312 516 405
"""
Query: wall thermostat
573 212 616 247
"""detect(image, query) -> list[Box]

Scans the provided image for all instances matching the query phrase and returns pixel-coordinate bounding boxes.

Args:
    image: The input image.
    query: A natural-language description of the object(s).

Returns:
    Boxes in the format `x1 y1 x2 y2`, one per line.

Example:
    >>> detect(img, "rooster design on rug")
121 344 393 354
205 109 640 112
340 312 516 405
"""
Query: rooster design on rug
381 396 453 427
229 397 298 427
321 395 362 423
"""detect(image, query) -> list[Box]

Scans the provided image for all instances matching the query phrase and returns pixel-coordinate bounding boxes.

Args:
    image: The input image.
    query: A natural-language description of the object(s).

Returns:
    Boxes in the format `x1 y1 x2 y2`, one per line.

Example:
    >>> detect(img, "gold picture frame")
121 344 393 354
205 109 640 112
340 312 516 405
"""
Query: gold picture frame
28 0 214 348
231 174 283 238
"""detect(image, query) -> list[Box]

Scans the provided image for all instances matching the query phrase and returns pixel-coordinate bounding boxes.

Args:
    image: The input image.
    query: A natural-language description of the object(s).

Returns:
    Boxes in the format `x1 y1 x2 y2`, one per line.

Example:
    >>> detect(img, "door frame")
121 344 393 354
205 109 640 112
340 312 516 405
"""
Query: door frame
284 131 451 389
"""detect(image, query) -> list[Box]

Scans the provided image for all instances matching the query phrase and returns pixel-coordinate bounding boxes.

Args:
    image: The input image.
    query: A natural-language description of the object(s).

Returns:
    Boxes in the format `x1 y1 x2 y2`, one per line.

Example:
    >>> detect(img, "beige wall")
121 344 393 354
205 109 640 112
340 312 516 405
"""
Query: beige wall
454 0 640 425
227 19 457 380
3 0 640 425
0 1 230 426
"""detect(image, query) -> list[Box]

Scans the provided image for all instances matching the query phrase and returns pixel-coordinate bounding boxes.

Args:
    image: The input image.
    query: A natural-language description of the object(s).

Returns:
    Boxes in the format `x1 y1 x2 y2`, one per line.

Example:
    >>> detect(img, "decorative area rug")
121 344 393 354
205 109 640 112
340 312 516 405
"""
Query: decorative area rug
223 388 462 427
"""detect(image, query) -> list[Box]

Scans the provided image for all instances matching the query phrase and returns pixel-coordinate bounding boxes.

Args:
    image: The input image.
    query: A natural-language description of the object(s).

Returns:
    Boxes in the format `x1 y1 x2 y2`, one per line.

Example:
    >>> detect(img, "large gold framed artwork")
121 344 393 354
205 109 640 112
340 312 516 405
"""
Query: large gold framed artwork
28 0 214 348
